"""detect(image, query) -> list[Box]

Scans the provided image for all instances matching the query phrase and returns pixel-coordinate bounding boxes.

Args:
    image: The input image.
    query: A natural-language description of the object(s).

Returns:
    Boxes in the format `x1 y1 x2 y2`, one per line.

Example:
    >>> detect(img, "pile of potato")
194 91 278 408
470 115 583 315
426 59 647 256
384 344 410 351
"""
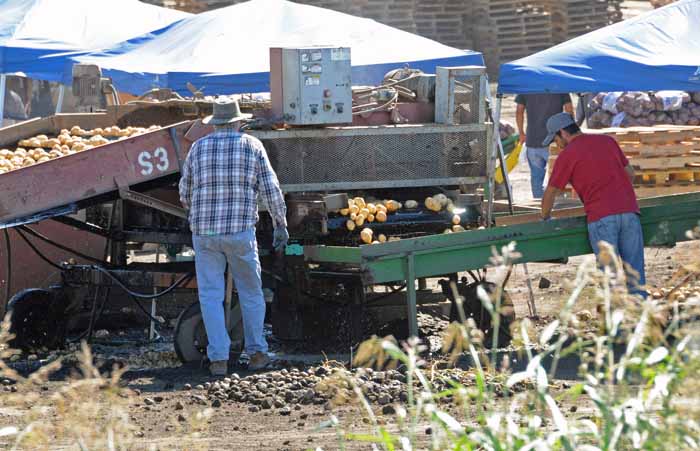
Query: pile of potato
588 91 700 128
340 197 400 244
0 124 162 175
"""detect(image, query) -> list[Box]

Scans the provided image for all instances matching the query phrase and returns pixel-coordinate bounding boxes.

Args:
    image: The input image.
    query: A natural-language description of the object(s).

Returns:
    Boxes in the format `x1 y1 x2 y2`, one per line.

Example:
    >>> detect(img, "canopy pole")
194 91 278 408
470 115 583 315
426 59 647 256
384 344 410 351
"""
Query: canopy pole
55 84 65 114
493 94 514 215
0 75 6 126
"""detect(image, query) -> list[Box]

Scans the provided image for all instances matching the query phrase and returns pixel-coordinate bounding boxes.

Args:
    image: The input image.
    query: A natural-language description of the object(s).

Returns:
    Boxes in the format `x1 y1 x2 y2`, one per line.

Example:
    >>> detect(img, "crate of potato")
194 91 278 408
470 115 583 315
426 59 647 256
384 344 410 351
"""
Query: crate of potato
0 125 161 175
547 125 700 199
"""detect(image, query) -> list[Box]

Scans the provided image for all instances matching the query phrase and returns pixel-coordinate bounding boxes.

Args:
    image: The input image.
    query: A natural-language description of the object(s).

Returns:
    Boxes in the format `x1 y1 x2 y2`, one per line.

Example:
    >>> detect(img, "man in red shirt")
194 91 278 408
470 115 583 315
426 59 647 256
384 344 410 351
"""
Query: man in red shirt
540 113 646 292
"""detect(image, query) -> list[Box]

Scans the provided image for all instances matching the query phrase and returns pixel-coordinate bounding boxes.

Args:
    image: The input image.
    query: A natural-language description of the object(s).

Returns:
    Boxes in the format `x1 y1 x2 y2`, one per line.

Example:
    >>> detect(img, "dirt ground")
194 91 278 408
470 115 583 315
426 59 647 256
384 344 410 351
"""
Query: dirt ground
2 236 696 450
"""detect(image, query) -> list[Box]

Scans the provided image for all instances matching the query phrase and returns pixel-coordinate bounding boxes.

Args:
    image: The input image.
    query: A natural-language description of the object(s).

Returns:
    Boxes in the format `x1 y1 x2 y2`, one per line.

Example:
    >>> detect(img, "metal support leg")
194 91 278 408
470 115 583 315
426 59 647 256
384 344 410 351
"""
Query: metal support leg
56 84 65 114
406 254 418 338
418 278 427 291
0 75 6 126
149 248 161 340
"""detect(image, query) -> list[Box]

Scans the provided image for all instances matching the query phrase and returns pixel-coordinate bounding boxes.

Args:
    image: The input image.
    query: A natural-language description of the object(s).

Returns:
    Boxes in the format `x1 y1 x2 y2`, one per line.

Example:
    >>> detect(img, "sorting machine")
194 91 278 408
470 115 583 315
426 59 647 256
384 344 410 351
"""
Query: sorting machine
1 57 699 364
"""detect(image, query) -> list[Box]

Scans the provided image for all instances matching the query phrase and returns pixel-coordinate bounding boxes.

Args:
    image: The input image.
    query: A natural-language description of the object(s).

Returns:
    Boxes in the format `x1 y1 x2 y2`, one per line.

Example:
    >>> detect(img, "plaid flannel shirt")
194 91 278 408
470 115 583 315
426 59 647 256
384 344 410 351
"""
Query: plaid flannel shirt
178 128 287 236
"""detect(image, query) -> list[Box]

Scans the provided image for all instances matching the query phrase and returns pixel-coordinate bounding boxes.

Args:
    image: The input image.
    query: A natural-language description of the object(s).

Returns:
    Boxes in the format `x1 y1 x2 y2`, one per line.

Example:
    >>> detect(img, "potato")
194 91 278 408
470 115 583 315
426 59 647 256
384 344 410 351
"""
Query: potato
387 236 401 242
36 156 50 163
340 208 350 216
385 200 400 212
46 138 61 148
48 150 62 159
0 149 11 159
444 229 453 234
21 157 36 167
346 219 356 231
350 205 360 215
350 212 357 221
452 225 465 233
355 215 366 226
425 197 441 212
353 197 366 209
375 203 387 214
14 149 27 158
367 214 375 222
359 208 370 217
70 126 82 135
375 210 387 222
366 203 377 215
360 228 373 244
404 200 418 209
18 139 31 147
452 215 461 225
378 234 387 243
434 193 448 207
35 134 48 141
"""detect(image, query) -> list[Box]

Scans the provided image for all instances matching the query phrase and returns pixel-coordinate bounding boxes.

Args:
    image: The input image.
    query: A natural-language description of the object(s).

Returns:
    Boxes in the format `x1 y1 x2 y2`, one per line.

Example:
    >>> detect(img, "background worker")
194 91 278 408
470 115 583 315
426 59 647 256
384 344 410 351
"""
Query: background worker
179 99 288 376
516 93 574 198
540 113 645 293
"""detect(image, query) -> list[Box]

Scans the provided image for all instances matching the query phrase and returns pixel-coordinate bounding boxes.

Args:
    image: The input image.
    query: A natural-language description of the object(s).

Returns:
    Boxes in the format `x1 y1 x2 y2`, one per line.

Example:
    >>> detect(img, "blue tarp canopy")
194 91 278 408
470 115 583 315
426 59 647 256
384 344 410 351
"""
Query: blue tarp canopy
0 0 189 82
75 0 484 96
498 0 700 94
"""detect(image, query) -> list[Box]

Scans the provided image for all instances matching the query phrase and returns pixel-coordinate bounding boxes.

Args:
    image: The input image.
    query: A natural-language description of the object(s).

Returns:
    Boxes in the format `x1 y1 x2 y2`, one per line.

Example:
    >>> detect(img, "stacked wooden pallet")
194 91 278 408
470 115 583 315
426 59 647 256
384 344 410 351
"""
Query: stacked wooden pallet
548 126 700 199
543 0 622 44
470 0 552 73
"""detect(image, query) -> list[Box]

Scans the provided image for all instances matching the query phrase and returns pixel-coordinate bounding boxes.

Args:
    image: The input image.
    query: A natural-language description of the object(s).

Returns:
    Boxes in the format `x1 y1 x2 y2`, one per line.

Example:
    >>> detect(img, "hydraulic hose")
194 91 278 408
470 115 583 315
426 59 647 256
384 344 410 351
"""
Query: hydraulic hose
19 225 112 267
89 265 193 300
15 228 63 270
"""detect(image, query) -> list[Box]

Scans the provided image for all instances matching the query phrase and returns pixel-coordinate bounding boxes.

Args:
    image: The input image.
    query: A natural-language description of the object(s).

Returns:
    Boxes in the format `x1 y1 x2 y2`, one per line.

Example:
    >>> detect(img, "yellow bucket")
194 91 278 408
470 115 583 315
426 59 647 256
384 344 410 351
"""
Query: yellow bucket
495 142 523 184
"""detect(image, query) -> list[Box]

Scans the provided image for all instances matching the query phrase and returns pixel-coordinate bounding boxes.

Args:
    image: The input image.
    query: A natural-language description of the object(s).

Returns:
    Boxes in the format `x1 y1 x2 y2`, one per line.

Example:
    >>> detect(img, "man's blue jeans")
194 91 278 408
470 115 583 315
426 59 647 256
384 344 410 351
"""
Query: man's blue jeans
192 229 268 362
587 213 646 291
526 146 549 199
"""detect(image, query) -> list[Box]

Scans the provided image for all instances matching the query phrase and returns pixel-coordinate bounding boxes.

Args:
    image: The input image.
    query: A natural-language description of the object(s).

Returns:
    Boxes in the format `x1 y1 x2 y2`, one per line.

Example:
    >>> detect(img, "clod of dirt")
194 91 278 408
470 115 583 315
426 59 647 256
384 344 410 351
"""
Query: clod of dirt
154 396 164 403
382 405 396 415
184 384 192 390
212 399 222 408
248 405 260 413
174 401 185 410
177 414 187 422
144 398 155 406
279 406 291 416
539 277 552 289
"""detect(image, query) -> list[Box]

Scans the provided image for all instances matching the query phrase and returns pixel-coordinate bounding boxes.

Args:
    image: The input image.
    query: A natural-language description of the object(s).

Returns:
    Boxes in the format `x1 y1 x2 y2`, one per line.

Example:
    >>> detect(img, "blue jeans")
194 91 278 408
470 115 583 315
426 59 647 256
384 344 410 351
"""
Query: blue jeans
587 213 646 291
526 146 549 198
192 229 268 361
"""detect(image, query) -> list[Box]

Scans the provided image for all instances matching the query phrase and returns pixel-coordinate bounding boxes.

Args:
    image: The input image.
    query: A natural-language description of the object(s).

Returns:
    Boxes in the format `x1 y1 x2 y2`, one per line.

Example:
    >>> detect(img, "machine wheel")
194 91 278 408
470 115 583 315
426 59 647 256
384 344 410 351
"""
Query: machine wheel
7 288 67 350
174 299 244 364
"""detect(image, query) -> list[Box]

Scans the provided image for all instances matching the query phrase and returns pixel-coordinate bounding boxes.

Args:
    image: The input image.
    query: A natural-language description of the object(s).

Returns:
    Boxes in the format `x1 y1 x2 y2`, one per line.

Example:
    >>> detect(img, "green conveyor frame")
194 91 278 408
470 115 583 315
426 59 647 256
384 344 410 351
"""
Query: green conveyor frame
300 192 700 336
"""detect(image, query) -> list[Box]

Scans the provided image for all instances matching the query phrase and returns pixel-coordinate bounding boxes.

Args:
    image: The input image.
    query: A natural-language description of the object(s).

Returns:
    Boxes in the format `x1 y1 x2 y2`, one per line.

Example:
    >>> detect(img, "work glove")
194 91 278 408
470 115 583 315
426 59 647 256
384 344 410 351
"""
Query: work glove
272 227 289 253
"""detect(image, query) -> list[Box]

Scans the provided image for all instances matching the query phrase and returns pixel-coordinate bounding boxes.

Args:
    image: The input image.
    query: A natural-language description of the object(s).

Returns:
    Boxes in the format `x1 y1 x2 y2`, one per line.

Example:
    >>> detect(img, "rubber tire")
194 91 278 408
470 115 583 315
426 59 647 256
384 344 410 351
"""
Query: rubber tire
174 299 244 364
7 288 66 350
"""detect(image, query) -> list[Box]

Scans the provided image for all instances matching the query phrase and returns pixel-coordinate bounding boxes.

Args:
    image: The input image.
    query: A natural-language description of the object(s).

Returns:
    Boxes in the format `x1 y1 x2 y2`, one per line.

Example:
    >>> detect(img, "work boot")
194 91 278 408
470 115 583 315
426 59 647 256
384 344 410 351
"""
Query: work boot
248 352 270 371
209 360 228 377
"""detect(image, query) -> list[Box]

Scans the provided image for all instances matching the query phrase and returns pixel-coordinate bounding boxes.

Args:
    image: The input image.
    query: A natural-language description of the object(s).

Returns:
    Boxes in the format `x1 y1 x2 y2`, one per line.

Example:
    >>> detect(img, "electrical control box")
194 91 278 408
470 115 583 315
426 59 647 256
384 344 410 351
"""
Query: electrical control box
270 46 352 125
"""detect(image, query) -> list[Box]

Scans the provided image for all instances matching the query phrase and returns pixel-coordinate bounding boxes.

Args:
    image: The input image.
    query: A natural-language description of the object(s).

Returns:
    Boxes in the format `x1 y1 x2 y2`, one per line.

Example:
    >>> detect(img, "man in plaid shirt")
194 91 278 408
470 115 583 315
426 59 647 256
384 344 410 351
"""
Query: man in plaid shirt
179 99 288 375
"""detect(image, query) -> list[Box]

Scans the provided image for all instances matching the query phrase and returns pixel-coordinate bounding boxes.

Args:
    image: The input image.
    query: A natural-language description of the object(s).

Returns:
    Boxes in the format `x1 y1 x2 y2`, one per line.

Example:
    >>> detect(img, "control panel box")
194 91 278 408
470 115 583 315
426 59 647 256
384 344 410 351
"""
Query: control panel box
270 47 352 125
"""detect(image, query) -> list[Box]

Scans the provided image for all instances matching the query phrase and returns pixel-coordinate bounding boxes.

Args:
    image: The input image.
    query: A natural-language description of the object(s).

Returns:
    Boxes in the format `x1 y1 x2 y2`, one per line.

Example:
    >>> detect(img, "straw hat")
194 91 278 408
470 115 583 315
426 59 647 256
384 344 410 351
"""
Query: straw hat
202 98 252 125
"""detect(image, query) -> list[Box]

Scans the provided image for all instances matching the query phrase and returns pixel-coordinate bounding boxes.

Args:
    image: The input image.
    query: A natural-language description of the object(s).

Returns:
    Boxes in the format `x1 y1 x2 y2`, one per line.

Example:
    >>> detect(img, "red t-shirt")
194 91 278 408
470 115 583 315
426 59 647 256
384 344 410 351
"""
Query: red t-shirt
548 134 639 223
